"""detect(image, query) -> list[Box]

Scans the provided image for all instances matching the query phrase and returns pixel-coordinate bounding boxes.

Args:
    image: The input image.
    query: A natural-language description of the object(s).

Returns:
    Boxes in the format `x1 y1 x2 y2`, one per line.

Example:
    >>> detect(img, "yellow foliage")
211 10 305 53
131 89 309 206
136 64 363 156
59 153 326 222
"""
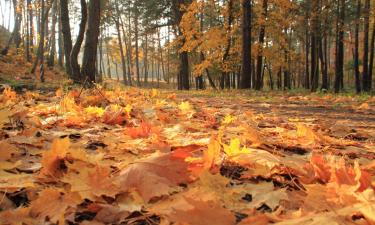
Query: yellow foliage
223 138 251 157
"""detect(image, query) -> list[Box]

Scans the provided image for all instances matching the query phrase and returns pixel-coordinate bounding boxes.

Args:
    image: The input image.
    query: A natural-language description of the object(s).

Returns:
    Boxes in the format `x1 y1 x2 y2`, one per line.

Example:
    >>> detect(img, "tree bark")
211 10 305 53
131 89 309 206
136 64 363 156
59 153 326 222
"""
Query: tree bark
255 0 267 90
363 0 371 92
70 0 87 82
81 0 101 83
60 0 73 76
354 0 361 93
240 0 252 89
369 8 375 92
172 0 191 90
335 0 345 93
47 0 57 67
134 6 141 86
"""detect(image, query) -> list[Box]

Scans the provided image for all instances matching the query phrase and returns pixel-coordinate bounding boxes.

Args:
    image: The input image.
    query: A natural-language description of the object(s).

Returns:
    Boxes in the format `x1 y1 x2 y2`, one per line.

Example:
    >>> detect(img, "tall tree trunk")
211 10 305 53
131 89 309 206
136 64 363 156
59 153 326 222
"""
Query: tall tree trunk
60 0 73 76
81 0 101 83
305 13 310 89
70 0 87 82
31 0 53 75
122 14 133 85
369 9 375 92
47 0 57 67
105 33 112 79
220 0 234 90
114 17 128 85
354 0 361 93
172 0 191 90
255 0 267 90
363 0 371 92
134 7 141 87
144 33 149 84
58 5 64 68
335 0 345 93
240 0 252 89
310 0 319 92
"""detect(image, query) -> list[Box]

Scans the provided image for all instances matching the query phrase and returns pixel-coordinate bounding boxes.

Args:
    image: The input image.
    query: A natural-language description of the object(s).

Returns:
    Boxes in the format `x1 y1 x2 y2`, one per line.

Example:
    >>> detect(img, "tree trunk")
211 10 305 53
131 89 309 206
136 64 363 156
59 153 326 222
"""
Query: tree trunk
255 0 267 90
134 7 141 86
70 0 87 82
335 0 345 93
354 0 361 93
47 0 57 67
60 0 73 76
240 0 252 89
115 19 128 85
363 0 371 92
58 3 64 68
144 33 149 84
81 0 101 84
220 0 234 90
31 0 53 76
172 0 191 90
369 8 375 92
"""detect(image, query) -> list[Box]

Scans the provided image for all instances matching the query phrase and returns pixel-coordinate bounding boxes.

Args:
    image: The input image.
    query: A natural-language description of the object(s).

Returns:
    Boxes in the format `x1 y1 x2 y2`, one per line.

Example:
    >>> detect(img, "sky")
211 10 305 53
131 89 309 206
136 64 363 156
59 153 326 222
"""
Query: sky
0 0 14 31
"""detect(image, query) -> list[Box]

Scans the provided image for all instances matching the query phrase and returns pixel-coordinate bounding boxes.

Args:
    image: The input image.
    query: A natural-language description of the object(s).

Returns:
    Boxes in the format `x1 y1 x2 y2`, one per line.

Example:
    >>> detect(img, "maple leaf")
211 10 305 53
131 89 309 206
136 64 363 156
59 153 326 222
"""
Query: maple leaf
203 137 222 170
126 122 152 139
296 123 320 145
179 101 192 111
85 106 105 118
0 141 18 161
0 208 38 225
223 138 251 157
0 108 12 129
102 104 127 125
222 114 237 125
62 165 119 200
150 193 236 225
117 152 193 202
39 138 70 180
29 188 81 223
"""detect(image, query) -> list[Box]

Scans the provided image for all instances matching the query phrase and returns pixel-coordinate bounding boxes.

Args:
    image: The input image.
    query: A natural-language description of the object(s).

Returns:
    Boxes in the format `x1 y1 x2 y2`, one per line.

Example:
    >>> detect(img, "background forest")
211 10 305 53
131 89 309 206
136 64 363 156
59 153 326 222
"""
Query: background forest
1 0 375 93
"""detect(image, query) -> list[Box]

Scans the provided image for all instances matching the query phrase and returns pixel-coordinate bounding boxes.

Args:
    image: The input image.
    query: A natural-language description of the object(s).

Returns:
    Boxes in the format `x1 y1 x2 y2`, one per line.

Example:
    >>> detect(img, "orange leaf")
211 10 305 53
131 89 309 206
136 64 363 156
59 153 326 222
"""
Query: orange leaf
117 153 193 202
29 188 81 223
39 138 70 180
126 122 152 139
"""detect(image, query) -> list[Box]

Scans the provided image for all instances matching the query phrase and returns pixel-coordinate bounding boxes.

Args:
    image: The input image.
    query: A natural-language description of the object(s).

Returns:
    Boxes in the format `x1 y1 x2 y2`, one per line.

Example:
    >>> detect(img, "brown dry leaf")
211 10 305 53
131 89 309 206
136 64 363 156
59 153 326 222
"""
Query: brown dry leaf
237 214 269 225
202 137 222 170
29 188 81 223
39 138 70 180
126 122 152 139
357 103 370 110
0 141 18 161
0 208 38 225
0 171 35 191
94 204 130 224
117 152 193 202
150 193 236 225
62 165 119 200
296 124 320 145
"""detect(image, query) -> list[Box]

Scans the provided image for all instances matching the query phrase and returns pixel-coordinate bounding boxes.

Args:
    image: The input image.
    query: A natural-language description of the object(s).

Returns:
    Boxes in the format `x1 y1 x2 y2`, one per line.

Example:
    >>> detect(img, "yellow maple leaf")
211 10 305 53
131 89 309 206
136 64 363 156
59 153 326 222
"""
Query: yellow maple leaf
223 138 251 157
179 101 192 111
150 89 159 98
222 115 237 125
85 106 105 118
125 104 132 118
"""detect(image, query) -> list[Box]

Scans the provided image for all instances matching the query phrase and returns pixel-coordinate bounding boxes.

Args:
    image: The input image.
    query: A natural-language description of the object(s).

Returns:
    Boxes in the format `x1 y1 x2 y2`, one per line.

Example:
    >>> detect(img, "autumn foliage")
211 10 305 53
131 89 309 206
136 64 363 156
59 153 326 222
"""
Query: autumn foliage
0 86 374 224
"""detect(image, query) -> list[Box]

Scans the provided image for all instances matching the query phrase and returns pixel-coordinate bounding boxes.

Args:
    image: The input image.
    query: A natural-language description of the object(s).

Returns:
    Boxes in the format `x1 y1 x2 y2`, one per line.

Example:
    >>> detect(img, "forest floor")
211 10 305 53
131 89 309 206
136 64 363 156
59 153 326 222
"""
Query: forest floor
0 76 374 224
